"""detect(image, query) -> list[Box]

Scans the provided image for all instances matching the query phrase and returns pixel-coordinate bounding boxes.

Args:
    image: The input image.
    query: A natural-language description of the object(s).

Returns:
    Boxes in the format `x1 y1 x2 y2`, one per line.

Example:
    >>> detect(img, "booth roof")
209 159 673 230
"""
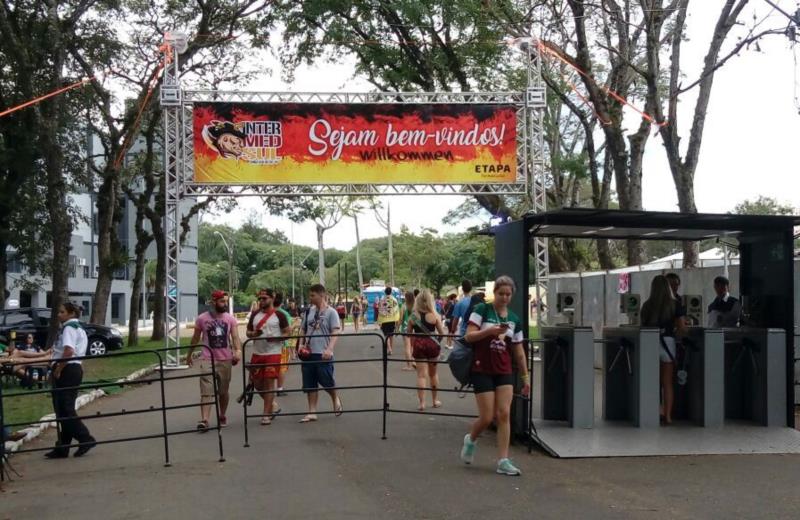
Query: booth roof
498 208 800 241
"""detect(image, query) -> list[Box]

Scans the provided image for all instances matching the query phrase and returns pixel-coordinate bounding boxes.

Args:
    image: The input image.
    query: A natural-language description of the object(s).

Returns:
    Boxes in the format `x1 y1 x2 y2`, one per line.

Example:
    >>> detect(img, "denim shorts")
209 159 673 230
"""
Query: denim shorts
301 353 336 392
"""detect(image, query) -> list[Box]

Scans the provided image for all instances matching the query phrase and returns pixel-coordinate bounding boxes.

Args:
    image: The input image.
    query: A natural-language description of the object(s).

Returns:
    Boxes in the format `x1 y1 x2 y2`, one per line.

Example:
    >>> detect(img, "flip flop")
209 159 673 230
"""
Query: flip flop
334 398 344 417
270 407 282 420
433 400 442 408
401 366 415 371
260 417 272 426
196 420 209 433
298 415 318 423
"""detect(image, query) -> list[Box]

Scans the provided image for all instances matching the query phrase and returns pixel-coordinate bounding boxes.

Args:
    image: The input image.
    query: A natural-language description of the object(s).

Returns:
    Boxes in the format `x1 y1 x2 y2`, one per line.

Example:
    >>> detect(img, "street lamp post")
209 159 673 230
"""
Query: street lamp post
214 231 234 314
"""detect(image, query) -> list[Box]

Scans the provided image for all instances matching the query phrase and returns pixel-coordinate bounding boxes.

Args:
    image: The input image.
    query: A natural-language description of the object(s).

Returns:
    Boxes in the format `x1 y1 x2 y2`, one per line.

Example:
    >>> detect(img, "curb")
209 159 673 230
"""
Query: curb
4 364 157 453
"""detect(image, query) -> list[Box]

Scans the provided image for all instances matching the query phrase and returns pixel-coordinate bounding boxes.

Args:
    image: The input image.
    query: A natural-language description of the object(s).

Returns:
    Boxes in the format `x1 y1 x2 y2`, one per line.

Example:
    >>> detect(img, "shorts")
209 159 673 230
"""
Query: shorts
447 318 457 333
412 337 441 360
659 336 677 363
199 359 232 399
380 322 396 337
250 353 281 383
470 372 515 394
301 354 335 392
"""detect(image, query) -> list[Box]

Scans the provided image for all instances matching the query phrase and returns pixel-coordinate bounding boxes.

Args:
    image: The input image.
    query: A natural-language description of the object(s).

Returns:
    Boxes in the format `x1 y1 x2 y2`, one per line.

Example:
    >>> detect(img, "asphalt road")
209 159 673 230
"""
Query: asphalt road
2 327 800 519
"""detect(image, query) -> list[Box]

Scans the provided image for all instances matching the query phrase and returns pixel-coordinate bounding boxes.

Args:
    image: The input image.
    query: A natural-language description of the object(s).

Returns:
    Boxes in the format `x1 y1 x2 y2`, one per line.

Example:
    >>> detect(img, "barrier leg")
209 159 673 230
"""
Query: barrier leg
157 355 171 467
242 355 250 448
209 355 225 463
382 335 388 440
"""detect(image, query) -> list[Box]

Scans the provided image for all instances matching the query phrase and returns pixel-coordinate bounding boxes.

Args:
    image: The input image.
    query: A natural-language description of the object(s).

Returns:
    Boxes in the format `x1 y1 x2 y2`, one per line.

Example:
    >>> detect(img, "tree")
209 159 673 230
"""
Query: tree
733 196 795 215
0 0 98 341
70 0 274 325
642 0 788 267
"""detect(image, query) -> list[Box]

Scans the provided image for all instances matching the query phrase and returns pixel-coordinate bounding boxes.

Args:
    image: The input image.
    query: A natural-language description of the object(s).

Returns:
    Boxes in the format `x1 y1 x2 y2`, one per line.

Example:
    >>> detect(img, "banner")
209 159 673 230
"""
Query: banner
192 102 518 185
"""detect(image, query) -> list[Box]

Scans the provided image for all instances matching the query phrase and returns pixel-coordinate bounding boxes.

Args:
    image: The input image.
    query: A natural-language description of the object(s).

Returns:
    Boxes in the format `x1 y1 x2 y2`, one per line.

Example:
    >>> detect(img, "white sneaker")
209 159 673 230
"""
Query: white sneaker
496 458 521 476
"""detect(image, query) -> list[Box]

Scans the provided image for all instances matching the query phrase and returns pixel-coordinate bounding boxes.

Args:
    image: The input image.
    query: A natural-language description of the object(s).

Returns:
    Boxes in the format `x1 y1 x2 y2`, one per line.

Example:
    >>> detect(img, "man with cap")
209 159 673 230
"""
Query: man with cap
188 290 242 431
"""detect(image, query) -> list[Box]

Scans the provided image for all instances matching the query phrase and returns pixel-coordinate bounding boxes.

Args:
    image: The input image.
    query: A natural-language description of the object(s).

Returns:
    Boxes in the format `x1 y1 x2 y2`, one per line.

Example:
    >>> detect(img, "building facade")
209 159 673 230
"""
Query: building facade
4 136 199 327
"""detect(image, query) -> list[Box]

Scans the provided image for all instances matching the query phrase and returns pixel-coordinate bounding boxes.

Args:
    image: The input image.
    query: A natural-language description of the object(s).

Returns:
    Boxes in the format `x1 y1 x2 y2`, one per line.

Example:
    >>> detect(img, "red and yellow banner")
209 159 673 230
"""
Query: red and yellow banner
192 102 518 184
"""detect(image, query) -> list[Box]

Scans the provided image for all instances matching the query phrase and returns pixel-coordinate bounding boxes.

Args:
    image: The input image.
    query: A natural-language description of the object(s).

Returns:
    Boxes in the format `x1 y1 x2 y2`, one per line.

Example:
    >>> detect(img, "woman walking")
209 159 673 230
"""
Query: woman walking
460 276 529 476
351 297 362 333
400 291 416 371
641 275 687 424
407 290 446 410
46 302 96 458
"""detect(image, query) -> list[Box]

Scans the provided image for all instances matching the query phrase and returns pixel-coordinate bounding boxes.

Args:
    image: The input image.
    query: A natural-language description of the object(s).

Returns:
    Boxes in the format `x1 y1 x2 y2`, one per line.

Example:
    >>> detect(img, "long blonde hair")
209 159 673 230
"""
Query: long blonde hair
414 289 436 316
641 275 676 326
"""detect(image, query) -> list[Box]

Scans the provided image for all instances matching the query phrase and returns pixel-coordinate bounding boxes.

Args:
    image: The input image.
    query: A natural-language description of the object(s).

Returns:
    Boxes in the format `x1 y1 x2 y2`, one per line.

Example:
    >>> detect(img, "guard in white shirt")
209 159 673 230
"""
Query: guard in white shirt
707 276 741 328
45 301 96 459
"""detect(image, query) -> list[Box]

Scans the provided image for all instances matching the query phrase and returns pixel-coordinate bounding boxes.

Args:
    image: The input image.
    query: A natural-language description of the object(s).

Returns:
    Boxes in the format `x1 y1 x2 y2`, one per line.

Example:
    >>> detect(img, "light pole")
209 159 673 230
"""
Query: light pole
214 230 234 314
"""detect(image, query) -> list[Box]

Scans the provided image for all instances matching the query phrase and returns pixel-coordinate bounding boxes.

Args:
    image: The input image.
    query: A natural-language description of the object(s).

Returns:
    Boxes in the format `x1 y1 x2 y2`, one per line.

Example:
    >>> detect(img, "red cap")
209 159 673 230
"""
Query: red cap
211 290 228 301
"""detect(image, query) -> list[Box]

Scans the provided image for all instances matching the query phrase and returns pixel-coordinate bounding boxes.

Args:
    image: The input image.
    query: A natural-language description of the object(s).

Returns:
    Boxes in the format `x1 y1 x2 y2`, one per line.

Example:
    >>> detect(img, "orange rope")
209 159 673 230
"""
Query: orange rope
112 59 166 170
0 76 94 118
536 40 667 128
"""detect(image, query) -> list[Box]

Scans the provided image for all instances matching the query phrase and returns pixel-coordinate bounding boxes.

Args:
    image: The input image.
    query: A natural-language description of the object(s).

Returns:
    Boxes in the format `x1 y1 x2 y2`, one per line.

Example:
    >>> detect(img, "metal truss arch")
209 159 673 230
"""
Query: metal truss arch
162 51 550 366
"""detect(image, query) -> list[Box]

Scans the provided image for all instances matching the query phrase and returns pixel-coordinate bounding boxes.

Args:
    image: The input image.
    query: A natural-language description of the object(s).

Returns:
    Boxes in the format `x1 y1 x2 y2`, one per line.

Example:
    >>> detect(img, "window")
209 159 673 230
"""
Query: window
83 265 90 278
34 309 50 327
7 253 23 273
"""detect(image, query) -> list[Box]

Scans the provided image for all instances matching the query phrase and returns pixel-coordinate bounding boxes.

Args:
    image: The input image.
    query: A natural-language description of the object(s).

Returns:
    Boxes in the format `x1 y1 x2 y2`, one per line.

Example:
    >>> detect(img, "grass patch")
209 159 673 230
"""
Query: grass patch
2 337 189 429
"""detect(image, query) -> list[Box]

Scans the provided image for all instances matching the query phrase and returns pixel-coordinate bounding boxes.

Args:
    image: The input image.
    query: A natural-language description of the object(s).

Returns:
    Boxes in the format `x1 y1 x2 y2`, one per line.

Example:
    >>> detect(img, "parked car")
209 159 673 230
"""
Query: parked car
0 307 123 356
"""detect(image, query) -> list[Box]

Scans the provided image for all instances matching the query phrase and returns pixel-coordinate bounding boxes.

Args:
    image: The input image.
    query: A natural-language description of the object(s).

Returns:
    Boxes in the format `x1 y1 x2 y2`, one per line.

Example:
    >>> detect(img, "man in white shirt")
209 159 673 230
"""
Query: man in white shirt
707 276 741 327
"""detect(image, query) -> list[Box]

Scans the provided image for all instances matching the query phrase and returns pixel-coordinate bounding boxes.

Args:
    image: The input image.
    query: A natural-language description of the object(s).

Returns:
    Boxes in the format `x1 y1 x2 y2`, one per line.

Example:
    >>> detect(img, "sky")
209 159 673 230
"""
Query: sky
202 3 800 250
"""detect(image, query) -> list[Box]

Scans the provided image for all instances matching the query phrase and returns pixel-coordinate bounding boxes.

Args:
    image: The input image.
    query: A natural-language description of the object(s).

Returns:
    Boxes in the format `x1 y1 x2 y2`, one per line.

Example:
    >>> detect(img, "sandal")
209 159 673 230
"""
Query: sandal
260 417 272 426
196 420 209 433
270 407 282 420
433 400 442 408
334 398 344 417
298 414 318 423
401 366 415 371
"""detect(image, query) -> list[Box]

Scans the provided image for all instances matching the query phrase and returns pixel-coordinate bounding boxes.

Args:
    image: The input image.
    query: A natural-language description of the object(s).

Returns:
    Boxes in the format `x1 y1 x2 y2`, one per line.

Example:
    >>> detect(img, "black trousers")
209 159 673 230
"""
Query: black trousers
52 364 92 451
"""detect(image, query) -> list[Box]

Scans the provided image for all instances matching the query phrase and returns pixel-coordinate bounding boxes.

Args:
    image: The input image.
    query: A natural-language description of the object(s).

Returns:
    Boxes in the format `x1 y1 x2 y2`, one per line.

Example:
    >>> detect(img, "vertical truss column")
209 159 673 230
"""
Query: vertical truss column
527 44 549 326
161 36 184 366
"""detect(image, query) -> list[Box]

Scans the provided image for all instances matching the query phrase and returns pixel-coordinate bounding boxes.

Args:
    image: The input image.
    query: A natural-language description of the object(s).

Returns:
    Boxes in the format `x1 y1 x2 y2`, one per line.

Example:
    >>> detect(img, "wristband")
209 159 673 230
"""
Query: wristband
521 374 530 384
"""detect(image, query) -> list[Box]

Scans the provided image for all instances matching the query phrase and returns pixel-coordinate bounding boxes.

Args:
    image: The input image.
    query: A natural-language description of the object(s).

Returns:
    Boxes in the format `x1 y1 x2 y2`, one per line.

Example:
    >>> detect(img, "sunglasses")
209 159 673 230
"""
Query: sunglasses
258 296 271 300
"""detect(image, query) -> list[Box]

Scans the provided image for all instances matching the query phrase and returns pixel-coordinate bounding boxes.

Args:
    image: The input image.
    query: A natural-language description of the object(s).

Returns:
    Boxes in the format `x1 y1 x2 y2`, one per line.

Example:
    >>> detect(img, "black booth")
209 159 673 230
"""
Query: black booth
492 208 798 441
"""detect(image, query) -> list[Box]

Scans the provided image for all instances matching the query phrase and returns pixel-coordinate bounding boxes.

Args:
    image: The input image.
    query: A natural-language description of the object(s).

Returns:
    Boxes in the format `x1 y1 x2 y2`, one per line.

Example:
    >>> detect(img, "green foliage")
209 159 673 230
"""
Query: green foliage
198 218 497 300
733 196 795 216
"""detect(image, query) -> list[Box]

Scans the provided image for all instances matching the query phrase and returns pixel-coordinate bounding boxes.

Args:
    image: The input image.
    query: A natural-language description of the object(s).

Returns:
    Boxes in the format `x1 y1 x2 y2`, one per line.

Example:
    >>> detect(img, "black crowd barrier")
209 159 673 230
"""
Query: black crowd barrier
2 328 544 481
0 344 224 482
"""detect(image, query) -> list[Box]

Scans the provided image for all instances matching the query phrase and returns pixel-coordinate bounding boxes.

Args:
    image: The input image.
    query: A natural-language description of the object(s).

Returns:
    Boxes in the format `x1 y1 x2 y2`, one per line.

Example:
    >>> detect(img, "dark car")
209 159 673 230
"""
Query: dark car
0 307 124 356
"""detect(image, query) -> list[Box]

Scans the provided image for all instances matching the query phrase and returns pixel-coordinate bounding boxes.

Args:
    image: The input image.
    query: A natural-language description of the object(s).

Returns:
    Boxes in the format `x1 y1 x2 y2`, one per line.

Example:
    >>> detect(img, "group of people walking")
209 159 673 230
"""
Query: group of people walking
185 274 528 476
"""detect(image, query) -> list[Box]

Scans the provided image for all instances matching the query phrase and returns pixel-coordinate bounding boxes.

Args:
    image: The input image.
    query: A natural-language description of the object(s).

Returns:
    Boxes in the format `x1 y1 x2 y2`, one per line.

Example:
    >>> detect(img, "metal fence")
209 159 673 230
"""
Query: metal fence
2 332 539 481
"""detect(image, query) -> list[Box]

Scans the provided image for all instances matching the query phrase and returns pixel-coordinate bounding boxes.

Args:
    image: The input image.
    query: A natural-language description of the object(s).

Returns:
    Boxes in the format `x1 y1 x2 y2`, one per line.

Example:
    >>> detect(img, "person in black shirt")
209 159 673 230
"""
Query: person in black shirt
707 276 741 327
641 275 687 424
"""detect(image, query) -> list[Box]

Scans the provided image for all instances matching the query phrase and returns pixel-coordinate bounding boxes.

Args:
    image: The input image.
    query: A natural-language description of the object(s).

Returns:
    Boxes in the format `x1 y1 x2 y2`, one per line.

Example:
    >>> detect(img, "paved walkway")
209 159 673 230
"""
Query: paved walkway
2 330 800 519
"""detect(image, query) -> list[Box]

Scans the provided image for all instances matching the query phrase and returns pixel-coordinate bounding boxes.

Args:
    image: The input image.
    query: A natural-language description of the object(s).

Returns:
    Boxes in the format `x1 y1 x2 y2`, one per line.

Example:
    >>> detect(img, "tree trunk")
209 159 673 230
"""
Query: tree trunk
676 171 700 267
150 217 165 341
353 215 364 290
597 239 614 270
316 223 326 286
90 175 119 324
42 117 71 345
127 208 152 346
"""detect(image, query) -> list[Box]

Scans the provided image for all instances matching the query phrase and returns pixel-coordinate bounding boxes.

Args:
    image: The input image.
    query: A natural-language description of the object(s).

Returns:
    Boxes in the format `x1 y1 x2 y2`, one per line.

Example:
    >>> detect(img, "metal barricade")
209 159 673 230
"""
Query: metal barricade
1 344 223 482
239 332 386 446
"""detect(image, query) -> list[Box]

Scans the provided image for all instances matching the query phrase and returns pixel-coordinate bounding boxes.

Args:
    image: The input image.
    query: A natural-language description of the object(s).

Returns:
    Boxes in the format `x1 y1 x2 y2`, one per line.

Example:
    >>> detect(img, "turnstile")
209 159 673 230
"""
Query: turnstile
675 328 725 427
723 328 786 426
540 326 594 428
602 327 660 428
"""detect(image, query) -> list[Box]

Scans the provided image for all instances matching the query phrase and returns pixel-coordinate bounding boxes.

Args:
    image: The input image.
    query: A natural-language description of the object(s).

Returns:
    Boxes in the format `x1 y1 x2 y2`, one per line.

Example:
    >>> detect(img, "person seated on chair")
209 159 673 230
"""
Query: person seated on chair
11 334 46 387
